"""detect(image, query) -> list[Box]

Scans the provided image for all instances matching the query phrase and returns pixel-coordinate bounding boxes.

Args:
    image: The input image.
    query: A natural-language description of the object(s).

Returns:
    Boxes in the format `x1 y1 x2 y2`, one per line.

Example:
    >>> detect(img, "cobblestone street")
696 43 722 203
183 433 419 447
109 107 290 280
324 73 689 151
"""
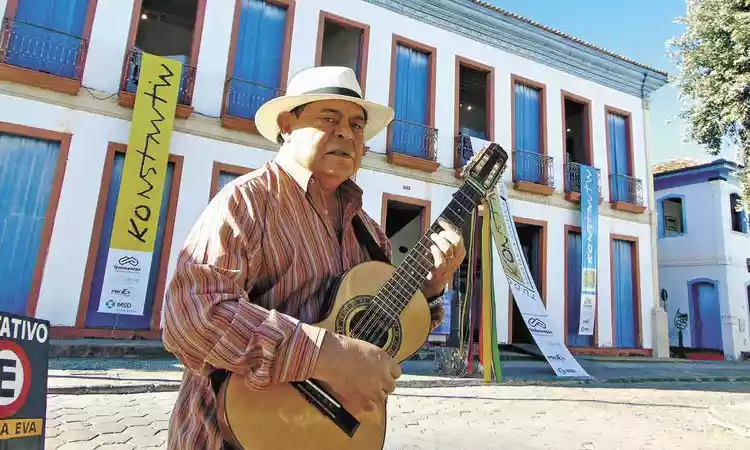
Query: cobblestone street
44 382 750 449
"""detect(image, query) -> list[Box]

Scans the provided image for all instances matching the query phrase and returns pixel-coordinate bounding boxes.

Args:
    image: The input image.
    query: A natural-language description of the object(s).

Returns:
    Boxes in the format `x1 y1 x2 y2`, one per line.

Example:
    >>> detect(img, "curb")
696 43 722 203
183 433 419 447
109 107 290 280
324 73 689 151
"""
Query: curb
47 375 750 395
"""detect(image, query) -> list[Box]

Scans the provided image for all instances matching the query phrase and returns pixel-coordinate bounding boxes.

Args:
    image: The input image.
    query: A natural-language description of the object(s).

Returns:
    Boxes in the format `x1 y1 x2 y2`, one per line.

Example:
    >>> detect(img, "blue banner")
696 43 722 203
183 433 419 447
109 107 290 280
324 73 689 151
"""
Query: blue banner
578 164 599 335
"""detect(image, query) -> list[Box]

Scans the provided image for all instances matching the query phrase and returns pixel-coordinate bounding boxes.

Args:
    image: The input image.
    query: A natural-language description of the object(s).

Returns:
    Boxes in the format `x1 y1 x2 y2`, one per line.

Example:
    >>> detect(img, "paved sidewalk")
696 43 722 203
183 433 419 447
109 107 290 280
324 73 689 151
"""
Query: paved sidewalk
46 356 750 394
45 383 750 449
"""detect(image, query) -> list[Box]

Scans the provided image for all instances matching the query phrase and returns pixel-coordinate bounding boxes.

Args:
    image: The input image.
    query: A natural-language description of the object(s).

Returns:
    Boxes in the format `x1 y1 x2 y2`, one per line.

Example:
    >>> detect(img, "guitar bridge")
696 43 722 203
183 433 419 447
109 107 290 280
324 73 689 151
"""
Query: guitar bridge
291 380 360 438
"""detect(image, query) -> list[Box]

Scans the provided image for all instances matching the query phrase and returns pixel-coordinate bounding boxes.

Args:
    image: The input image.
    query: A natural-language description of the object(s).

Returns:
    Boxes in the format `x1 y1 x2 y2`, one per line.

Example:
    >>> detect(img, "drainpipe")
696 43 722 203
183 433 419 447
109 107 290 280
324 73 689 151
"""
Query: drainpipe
641 73 670 358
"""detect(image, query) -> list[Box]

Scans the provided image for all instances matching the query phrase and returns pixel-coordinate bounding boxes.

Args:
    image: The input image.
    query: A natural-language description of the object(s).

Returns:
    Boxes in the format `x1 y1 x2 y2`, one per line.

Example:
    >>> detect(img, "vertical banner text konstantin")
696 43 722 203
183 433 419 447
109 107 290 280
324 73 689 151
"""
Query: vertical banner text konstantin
97 53 181 316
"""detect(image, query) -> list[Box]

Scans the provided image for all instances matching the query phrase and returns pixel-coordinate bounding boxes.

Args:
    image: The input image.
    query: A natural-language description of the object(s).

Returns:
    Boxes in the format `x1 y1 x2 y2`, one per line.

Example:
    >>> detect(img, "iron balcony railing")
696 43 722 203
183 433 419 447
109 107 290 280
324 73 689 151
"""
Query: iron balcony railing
121 48 196 106
0 17 87 80
513 149 554 187
610 173 644 206
565 161 602 196
389 119 438 161
223 77 284 121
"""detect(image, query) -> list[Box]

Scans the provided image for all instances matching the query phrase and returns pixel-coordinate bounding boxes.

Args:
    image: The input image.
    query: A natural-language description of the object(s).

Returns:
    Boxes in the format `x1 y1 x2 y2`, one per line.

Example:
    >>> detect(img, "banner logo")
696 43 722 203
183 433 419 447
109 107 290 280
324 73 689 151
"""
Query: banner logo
117 256 139 267
96 52 182 317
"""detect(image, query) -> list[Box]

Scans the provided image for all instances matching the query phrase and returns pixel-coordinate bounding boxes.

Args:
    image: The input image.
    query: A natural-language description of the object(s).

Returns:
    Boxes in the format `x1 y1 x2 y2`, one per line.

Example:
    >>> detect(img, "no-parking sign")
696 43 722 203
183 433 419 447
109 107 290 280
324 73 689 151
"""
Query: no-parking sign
0 312 50 449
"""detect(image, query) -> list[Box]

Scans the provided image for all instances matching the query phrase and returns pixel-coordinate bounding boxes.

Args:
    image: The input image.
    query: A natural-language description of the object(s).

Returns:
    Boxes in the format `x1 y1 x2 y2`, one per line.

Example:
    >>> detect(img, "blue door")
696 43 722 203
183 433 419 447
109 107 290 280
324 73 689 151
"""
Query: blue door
613 239 637 348
84 152 175 329
689 280 722 350
226 0 288 121
514 82 542 184
7 0 89 79
0 132 61 315
566 231 594 347
391 44 430 158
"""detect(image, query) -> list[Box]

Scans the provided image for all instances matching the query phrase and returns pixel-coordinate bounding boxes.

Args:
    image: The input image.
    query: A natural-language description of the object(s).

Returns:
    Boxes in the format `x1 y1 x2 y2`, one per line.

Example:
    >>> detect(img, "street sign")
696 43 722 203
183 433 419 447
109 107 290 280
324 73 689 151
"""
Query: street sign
0 312 50 449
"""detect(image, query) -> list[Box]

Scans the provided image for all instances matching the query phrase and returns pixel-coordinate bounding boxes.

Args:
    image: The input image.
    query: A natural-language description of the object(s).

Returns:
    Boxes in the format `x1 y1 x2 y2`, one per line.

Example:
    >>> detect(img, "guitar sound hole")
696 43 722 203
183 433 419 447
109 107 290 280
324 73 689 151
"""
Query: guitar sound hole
350 309 390 348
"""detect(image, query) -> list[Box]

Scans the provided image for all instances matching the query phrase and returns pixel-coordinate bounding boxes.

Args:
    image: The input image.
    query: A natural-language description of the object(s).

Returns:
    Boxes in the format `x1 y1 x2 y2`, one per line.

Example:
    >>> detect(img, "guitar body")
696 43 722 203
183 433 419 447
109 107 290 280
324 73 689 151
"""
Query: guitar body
217 260 432 450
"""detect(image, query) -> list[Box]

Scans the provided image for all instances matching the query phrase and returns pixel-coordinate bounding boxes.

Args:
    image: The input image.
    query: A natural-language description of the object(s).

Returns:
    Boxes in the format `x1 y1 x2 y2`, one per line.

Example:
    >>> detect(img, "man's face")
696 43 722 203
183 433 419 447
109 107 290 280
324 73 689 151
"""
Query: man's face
277 99 367 191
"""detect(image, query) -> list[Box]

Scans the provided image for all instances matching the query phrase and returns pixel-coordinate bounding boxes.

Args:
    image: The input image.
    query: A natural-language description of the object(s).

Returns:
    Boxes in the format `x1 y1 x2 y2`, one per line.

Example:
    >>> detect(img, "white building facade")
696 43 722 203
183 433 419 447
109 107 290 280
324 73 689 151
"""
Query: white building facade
655 159 750 360
0 0 669 356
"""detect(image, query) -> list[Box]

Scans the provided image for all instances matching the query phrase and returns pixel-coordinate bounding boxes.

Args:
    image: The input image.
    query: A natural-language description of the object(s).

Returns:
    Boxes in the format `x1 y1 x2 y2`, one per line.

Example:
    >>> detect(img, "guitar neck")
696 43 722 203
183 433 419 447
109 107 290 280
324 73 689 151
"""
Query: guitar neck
374 180 486 317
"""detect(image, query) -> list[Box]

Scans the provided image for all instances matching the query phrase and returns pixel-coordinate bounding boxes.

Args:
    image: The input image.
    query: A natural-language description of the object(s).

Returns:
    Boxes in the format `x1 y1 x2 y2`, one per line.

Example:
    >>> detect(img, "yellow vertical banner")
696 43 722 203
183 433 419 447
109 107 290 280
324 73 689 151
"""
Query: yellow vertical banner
481 207 492 383
97 53 182 316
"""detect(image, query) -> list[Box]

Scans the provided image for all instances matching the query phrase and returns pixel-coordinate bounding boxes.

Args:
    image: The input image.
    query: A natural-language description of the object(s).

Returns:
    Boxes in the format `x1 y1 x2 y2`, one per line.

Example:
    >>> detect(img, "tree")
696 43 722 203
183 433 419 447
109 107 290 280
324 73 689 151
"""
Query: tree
668 0 750 209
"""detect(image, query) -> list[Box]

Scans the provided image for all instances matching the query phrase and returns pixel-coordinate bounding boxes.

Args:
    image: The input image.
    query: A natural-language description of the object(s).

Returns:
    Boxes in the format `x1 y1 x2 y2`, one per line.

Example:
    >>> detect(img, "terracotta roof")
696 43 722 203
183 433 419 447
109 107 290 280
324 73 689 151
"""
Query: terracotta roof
652 157 706 175
467 0 669 77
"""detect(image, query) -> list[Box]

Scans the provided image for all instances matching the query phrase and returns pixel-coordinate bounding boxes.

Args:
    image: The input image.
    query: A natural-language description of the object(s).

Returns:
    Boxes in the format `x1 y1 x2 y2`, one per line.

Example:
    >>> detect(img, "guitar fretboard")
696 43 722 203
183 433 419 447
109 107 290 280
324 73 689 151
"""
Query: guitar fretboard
372 180 485 321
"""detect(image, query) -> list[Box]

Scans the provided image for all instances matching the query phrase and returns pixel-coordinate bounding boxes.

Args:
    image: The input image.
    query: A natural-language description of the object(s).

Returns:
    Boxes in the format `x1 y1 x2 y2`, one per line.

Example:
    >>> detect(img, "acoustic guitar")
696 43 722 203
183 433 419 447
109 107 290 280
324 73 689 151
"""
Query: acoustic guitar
216 143 508 450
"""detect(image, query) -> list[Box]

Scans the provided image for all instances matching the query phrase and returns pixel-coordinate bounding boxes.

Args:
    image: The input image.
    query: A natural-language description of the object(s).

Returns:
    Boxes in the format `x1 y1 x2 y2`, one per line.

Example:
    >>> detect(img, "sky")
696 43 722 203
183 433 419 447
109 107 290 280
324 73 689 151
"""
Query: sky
488 0 734 165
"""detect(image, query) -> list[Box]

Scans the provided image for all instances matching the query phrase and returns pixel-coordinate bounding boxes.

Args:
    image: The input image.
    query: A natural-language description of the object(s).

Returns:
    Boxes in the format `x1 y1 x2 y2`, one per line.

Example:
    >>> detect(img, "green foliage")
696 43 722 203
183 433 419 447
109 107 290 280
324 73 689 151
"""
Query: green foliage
668 0 750 209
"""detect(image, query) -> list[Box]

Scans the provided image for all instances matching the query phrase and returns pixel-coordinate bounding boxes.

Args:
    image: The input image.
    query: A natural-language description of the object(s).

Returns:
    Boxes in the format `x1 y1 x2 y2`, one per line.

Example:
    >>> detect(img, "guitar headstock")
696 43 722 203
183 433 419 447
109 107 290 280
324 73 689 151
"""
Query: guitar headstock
460 143 508 197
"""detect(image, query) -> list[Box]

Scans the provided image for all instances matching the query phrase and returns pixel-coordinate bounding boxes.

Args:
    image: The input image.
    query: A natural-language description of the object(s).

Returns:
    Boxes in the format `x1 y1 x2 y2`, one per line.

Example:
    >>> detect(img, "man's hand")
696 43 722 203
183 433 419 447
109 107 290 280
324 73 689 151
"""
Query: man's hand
423 217 466 298
311 332 401 417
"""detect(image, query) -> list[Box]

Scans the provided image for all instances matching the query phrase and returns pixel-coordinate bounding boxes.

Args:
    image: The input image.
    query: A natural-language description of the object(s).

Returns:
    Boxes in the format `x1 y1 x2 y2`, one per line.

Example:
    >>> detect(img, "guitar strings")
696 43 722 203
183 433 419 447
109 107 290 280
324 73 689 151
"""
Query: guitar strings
351 188 480 344
350 187 482 346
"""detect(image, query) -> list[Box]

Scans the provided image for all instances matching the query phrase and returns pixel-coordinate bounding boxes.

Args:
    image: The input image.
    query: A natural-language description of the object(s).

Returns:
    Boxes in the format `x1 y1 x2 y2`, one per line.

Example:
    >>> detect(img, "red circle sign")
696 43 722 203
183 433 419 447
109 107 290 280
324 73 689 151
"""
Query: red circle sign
0 341 32 419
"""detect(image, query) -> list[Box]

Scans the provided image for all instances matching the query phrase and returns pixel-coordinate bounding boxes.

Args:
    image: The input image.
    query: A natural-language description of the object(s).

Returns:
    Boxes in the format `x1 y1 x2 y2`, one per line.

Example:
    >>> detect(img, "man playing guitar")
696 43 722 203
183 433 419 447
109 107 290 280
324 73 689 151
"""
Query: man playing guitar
162 66 466 449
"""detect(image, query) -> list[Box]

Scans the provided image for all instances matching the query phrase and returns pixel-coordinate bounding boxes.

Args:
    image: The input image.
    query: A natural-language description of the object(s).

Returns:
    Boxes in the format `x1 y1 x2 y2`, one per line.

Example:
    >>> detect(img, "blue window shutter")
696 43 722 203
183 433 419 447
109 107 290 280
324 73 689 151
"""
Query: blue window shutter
565 231 594 347
0 132 61 315
607 113 629 201
391 44 430 158
227 0 288 121
84 152 176 330
514 83 541 183
613 239 637 348
9 0 89 78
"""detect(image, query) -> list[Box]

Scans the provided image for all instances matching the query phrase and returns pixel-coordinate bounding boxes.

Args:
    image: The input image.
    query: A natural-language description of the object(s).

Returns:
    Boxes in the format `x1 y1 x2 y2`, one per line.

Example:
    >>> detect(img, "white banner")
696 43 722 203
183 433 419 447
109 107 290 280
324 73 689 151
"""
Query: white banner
97 249 152 316
486 184 590 378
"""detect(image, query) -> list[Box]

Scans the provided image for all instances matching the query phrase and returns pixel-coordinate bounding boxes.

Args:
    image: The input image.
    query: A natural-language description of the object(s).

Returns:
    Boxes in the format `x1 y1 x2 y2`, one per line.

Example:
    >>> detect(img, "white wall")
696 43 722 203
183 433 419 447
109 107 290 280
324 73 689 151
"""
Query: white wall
0 0 658 350
71 0 651 201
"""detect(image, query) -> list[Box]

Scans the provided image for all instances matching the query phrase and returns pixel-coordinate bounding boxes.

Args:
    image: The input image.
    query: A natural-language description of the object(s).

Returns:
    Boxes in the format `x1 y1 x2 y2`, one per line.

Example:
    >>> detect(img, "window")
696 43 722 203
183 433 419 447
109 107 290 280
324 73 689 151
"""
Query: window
606 108 636 204
223 0 294 126
316 12 369 92
458 60 493 141
565 227 594 348
562 91 592 194
0 129 67 316
730 193 747 233
209 162 253 200
83 146 181 330
2 0 93 84
388 36 437 168
512 76 548 187
122 0 204 106
658 195 686 237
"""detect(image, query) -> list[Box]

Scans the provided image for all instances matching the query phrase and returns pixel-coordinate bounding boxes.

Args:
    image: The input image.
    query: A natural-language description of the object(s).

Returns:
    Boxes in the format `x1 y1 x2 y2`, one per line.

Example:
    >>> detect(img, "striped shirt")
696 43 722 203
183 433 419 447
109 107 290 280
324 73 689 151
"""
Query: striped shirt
162 153 443 449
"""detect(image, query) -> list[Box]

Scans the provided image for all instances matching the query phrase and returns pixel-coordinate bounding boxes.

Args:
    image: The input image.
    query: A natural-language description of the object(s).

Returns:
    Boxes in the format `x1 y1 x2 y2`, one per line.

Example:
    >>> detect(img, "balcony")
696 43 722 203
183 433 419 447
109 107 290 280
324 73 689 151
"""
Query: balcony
609 173 646 213
387 119 439 172
221 78 284 134
512 149 554 196
0 18 87 94
564 161 603 204
118 48 196 118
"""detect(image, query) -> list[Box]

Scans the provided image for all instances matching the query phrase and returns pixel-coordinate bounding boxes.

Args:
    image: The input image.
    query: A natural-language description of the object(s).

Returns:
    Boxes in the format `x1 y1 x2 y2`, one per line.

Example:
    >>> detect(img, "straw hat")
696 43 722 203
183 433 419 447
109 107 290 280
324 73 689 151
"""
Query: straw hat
254 66 395 143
